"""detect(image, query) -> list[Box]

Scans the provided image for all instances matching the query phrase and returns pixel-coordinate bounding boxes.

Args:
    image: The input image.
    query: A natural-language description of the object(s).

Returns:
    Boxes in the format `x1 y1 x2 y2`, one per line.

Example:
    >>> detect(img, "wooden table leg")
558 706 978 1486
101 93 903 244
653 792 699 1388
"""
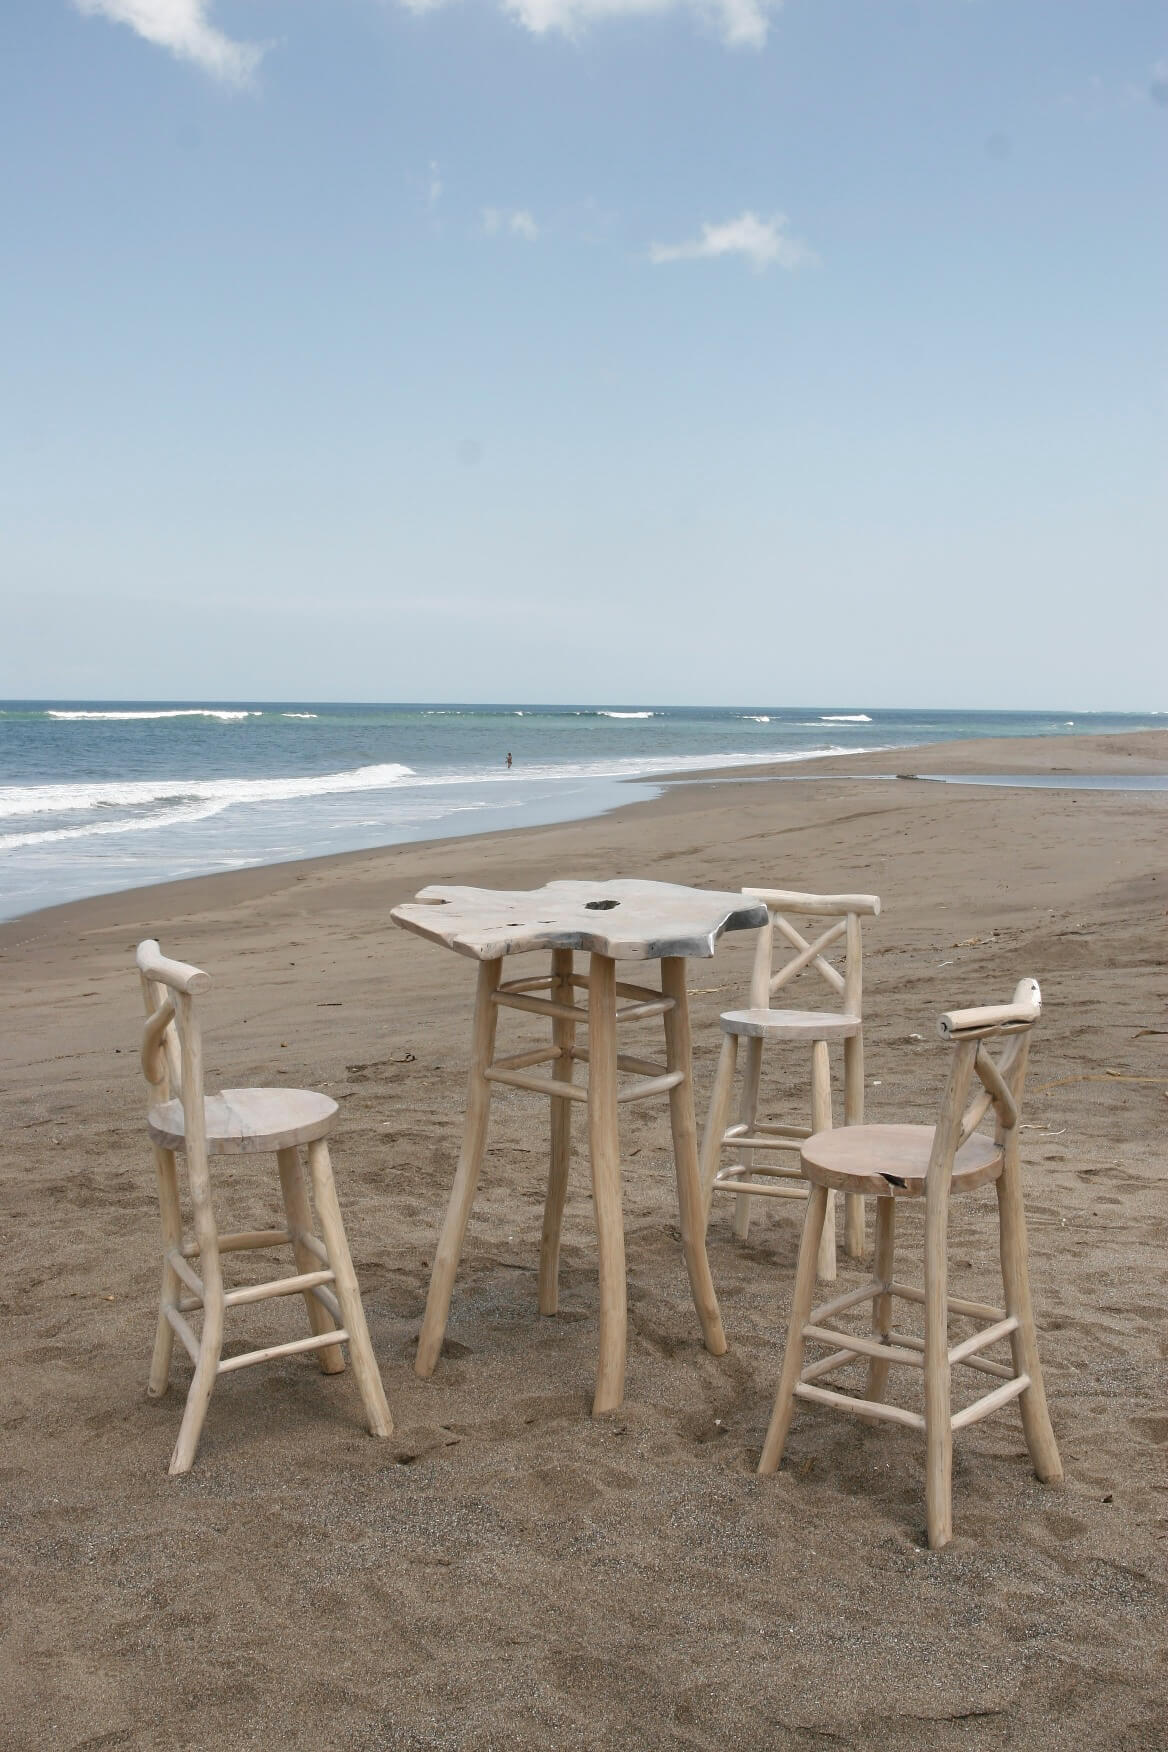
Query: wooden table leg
661 957 727 1357
416 957 501 1377
539 948 575 1316
588 951 626 1414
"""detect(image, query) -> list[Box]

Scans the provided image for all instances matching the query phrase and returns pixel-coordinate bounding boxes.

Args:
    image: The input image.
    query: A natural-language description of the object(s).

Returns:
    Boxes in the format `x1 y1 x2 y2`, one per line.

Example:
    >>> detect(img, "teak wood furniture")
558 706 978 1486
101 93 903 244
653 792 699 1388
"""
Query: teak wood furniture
699 889 881 1280
391 879 768 1414
758 978 1063 1549
137 939 392 1474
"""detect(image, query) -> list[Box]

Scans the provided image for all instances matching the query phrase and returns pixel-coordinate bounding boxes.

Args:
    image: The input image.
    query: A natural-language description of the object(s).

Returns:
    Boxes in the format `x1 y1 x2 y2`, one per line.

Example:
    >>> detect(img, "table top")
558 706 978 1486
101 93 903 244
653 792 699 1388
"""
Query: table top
391 878 768 963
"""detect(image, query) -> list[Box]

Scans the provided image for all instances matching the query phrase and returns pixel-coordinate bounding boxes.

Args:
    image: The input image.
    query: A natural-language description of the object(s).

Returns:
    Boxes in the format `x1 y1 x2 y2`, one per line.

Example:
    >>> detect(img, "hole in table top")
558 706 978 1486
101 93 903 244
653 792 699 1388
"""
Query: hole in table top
585 899 620 911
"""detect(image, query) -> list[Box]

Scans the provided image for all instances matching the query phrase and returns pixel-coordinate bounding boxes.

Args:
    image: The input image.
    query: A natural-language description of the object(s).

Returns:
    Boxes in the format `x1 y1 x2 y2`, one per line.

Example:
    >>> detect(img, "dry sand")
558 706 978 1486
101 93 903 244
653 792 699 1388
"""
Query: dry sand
1 730 1166 1750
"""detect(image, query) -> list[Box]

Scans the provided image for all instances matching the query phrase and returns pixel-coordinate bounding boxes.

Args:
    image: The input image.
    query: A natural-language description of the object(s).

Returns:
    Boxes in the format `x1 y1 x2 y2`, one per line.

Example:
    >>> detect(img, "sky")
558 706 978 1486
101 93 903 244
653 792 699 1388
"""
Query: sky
1 0 1164 707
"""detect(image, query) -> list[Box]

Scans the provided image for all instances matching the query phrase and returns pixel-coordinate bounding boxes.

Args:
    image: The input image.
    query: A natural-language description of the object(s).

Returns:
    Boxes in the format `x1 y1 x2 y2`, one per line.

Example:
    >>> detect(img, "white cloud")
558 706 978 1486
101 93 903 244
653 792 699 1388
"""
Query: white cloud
482 207 540 241
649 210 816 271
401 0 781 50
73 0 265 86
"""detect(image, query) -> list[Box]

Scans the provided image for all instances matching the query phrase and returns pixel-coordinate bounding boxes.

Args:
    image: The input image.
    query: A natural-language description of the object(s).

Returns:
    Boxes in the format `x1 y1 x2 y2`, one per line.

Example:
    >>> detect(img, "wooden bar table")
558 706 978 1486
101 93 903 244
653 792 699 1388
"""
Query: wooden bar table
391 879 768 1414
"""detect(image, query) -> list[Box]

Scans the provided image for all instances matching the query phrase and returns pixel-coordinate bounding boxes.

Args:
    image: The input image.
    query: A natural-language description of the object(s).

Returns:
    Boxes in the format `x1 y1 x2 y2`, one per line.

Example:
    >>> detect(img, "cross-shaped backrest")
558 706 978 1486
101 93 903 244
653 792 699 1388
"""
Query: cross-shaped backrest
742 888 882 1016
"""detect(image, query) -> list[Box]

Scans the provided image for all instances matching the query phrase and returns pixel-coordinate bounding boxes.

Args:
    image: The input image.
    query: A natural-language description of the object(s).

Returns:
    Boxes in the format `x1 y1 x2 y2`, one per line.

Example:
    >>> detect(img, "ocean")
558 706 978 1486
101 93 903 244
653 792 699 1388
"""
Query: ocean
0 702 1160 923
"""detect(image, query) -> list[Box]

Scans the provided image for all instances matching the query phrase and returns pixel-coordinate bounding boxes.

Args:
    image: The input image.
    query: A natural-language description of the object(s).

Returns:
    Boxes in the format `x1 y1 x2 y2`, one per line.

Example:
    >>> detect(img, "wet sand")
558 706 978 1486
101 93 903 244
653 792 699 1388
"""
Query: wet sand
2 729 1166 1749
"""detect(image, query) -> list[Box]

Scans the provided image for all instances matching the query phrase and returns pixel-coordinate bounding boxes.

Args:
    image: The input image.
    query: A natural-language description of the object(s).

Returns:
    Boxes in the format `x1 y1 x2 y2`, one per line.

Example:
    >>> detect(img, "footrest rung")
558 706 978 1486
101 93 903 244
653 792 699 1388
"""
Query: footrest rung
165 1304 201 1363
802 1322 923 1370
712 1167 807 1200
217 1329 351 1374
223 1268 335 1309
793 1381 925 1432
950 1373 1029 1430
484 1066 587 1101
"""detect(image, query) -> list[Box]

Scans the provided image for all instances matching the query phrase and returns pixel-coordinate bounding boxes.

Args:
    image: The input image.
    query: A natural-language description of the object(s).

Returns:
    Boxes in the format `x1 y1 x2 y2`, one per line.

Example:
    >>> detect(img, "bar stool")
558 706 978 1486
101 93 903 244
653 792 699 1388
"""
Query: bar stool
758 978 1063 1549
136 939 392 1474
700 888 881 1279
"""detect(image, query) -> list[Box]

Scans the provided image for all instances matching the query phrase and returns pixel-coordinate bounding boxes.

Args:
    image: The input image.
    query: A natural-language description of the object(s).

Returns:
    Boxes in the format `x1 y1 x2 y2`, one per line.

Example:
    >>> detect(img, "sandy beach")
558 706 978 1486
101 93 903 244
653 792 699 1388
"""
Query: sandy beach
2 728 1165 1750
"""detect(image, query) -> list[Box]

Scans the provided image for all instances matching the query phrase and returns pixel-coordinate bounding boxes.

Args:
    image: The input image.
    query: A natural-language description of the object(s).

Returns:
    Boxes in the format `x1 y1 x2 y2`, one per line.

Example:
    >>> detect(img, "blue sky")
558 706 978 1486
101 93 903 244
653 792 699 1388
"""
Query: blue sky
1 0 1164 706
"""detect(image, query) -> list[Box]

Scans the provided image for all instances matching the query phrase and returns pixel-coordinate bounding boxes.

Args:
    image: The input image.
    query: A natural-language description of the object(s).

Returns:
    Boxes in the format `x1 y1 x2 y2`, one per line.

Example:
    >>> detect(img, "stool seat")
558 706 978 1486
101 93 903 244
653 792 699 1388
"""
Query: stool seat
147 1087 338 1155
800 1123 1003 1197
720 1007 862 1041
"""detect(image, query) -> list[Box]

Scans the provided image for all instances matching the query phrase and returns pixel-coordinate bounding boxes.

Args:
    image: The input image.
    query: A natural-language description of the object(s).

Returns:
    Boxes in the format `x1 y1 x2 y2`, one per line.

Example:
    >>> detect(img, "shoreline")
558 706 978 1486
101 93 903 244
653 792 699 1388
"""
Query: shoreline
3 727 1167 949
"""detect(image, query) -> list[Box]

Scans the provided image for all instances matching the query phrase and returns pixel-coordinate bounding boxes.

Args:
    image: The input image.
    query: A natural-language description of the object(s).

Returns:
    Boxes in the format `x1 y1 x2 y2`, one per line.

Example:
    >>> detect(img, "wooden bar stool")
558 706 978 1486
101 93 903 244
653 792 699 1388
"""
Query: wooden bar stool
758 978 1063 1549
699 889 881 1280
136 940 392 1474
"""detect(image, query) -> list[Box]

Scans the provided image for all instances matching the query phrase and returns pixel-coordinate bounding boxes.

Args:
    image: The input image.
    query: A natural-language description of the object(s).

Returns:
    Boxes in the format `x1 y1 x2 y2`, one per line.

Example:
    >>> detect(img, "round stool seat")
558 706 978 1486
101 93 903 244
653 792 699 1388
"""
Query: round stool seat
147 1087 338 1156
720 1007 862 1041
799 1123 1003 1198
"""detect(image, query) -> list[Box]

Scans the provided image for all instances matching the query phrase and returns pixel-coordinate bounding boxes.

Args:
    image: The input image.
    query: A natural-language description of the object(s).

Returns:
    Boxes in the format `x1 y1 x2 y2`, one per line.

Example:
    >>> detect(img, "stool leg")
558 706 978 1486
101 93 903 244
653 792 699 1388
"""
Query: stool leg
699 1031 738 1227
307 1139 392 1439
866 1194 896 1402
996 1139 1063 1485
539 948 575 1316
588 952 626 1414
148 1144 182 1399
843 1032 866 1259
278 1145 345 1374
170 1259 224 1477
661 957 726 1358
923 1181 953 1550
732 1036 763 1242
811 1040 837 1281
759 1184 829 1474
417 958 501 1378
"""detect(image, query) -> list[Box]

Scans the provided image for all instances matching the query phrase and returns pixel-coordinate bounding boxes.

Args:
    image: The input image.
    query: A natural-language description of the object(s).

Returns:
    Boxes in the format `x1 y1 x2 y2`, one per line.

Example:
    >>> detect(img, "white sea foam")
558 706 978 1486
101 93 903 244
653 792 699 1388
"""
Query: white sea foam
282 712 318 719
819 714 872 723
741 715 771 722
0 762 416 828
46 708 261 722
598 710 655 719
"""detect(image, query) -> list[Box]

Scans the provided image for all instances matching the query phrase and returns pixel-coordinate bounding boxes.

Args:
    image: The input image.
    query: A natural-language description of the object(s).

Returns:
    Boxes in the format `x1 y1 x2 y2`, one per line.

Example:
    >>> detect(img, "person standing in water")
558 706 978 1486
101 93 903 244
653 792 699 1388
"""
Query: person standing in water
506 752 513 769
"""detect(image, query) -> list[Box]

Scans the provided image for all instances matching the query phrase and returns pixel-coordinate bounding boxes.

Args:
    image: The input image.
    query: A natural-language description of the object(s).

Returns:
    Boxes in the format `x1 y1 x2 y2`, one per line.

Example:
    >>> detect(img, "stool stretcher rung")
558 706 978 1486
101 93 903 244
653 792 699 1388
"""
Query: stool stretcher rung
722 1124 808 1148
492 990 586 1024
801 1346 859 1382
181 1228 290 1259
166 1247 205 1301
889 1281 1006 1323
568 974 675 1010
491 1046 563 1072
223 1267 336 1309
309 1282 343 1323
570 1046 671 1079
877 1327 1015 1382
712 1171 807 1201
948 1315 1019 1367
164 1304 201 1363
615 998 673 1021
810 1281 885 1324
803 1322 924 1370
216 1328 351 1374
794 1381 926 1431
616 1070 684 1105
950 1373 1030 1430
483 1065 587 1101
288 1227 329 1265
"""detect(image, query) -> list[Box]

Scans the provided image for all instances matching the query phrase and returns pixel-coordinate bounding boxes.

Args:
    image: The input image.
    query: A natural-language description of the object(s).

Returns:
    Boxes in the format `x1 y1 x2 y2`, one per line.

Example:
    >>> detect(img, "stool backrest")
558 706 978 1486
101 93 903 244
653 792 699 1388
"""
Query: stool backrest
137 940 213 1203
928 977 1042 1193
742 888 881 1015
